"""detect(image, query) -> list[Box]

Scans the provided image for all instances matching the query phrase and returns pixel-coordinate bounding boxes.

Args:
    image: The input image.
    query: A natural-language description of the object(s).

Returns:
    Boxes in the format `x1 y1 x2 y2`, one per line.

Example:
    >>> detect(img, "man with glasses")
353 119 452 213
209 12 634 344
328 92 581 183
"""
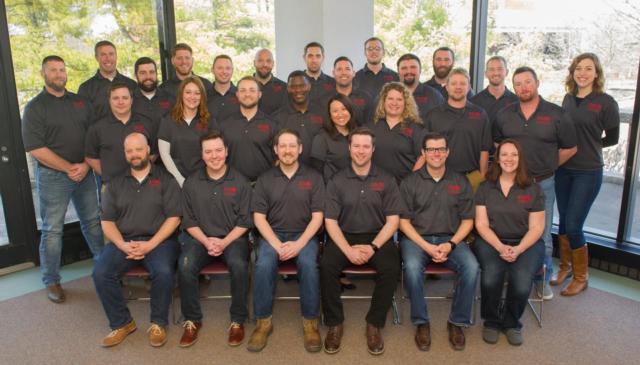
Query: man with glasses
354 37 399 99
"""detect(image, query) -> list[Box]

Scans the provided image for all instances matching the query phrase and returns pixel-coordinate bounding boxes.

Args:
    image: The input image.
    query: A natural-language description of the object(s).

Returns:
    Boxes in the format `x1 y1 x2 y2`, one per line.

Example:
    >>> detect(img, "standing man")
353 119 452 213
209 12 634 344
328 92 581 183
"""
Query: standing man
207 55 240 121
493 66 578 300
354 37 399 99
22 55 104 303
253 48 287 116
303 42 336 102
248 129 325 353
426 47 473 100
425 68 492 191
329 56 374 125
397 53 445 121
470 56 518 123
178 131 252 347
321 127 403 355
78 40 137 122
132 57 174 133
399 132 478 351
159 43 212 99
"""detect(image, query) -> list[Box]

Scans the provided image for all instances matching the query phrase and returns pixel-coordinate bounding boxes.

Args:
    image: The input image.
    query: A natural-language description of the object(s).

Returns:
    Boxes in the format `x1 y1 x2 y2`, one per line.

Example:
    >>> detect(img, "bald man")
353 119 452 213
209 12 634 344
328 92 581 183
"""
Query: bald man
253 49 288 115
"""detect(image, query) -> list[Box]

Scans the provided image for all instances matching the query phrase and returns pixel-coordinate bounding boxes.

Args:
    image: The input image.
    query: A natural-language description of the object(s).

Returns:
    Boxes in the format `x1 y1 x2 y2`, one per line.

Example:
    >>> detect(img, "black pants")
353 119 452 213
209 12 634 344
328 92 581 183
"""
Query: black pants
320 233 400 328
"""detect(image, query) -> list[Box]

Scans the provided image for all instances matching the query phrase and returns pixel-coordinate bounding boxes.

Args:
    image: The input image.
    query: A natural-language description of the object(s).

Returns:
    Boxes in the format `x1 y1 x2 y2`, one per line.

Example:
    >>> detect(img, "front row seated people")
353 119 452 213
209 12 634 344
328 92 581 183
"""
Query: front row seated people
93 132 182 347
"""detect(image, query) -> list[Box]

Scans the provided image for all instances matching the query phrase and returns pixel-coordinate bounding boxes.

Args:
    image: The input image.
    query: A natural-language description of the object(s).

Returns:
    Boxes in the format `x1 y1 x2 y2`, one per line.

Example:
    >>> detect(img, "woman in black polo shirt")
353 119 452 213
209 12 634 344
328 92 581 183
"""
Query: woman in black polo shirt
553 53 620 296
474 139 545 346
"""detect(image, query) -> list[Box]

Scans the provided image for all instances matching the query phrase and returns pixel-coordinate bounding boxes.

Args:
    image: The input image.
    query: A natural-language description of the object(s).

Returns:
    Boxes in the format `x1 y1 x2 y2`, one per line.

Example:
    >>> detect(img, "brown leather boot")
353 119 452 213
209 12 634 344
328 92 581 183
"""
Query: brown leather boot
550 234 572 286
247 317 273 352
302 318 321 352
561 245 589 296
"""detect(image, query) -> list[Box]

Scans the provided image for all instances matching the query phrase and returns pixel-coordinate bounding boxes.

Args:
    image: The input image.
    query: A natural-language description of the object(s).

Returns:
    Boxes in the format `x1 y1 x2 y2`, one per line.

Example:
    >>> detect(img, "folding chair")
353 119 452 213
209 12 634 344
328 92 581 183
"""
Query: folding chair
123 266 177 323
342 264 402 325
527 264 546 327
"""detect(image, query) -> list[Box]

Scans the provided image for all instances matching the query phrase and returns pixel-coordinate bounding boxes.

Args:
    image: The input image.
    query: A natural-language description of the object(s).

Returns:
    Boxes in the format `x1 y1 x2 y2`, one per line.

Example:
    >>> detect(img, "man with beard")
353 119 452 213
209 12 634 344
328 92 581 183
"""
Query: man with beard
159 43 212 99
303 42 336 102
22 55 104 303
470 56 518 123
93 132 182 348
493 66 578 300
397 53 444 121
253 49 287 116
207 55 240 121
426 47 473 100
354 37 399 99
219 76 278 182
324 56 374 126
78 40 137 122
132 57 174 133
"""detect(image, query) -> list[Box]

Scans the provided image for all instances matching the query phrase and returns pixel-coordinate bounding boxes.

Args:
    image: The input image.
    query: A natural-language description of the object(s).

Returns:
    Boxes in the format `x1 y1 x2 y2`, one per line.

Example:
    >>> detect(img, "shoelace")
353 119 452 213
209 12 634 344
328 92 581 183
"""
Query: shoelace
148 324 163 336
228 322 241 331
183 320 197 332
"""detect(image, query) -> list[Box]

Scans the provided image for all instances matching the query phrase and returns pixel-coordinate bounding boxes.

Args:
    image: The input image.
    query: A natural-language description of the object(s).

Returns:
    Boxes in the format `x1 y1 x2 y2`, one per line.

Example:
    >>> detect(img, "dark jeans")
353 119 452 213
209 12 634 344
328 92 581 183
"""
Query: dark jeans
92 237 179 329
473 237 544 330
320 233 401 328
178 233 250 324
555 167 603 249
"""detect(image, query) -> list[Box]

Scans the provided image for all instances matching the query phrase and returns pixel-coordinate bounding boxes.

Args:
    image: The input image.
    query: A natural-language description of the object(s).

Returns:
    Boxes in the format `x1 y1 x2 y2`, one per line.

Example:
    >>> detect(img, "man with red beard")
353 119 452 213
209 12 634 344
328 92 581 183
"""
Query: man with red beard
426 47 474 100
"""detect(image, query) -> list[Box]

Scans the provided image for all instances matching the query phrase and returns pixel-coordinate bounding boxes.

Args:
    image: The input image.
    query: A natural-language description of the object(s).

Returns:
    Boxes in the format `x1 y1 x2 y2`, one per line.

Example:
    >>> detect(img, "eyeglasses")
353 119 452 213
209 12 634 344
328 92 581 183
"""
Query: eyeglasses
424 147 448 154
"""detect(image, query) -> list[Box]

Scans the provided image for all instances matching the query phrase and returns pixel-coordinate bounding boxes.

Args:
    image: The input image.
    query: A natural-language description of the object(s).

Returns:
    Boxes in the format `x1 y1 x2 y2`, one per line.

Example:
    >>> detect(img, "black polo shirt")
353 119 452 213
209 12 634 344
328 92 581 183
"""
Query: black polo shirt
368 119 425 181
400 169 474 236
354 63 399 99
207 83 240 121
426 76 474 100
272 102 326 164
77 70 137 122
321 89 375 126
157 114 219 177
158 74 213 100
85 113 157 183
22 88 93 164
132 87 175 132
251 164 325 233
182 167 252 236
493 97 577 177
561 92 619 170
307 72 336 102
475 180 545 240
257 75 288 116
413 82 445 122
425 102 493 173
470 87 518 123
219 110 277 181
310 130 351 182
325 164 404 234
101 165 182 240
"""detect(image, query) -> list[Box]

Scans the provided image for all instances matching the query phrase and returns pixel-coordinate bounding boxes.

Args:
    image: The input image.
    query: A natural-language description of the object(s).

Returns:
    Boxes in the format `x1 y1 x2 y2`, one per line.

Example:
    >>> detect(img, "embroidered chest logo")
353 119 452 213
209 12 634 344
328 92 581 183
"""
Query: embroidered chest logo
370 181 385 191
402 127 414 137
414 95 428 104
158 100 171 109
223 186 237 196
148 178 161 188
535 115 551 125
516 194 532 204
257 123 270 133
297 180 312 190
133 124 145 133
587 103 602 113
310 115 324 124
272 84 283 93
468 111 481 120
72 100 85 109
230 96 240 105
195 122 207 132
352 98 366 107
323 83 334 91
447 184 461 195
383 75 394 82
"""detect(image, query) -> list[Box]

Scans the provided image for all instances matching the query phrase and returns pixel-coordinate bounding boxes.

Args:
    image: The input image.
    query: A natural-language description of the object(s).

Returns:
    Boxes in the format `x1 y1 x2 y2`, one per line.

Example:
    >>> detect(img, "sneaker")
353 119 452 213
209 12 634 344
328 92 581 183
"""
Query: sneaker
148 323 167 347
535 281 554 300
102 320 137 347
504 328 523 346
482 326 499 344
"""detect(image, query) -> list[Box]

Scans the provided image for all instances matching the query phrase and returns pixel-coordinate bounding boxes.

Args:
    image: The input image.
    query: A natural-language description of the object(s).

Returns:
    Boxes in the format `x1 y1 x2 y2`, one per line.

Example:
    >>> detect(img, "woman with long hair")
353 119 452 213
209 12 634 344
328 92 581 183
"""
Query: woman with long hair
552 53 620 296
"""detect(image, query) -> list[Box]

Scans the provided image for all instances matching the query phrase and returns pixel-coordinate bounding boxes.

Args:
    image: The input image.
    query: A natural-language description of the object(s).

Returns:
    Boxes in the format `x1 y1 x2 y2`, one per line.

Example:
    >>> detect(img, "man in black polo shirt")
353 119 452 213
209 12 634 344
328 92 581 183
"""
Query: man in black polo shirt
208 54 240 121
22 55 104 303
93 132 181 348
325 56 374 125
248 129 325 353
220 76 278 182
425 68 492 191
354 37 399 100
78 40 137 122
397 53 445 121
493 66 578 300
399 132 478 351
272 70 326 164
470 56 518 123
303 41 336 102
253 48 287 116
321 127 403 356
177 131 252 348
132 57 174 132
426 47 473 100
158 43 213 99
85 83 157 185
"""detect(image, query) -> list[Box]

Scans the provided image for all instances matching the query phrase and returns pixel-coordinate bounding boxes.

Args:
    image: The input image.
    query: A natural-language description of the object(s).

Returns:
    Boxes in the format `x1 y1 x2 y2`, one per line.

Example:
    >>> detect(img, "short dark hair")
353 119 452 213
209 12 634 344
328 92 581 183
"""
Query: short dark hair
397 53 421 70
274 128 302 146
172 43 193 57
237 75 259 89
325 94 358 139
200 130 227 148
287 70 308 84
94 40 116 55
213 54 233 66
421 132 448 150
364 37 384 50
304 42 325 55
134 57 156 74
433 47 455 62
333 56 353 68
42 55 64 67
108 82 132 98
513 66 538 82
348 127 376 147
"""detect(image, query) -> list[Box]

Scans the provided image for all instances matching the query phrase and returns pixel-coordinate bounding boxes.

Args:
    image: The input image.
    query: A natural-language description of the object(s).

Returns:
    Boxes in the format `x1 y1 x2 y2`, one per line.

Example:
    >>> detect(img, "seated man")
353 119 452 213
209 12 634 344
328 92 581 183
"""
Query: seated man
92 132 181 348
399 132 479 351
249 128 325 353
321 127 403 356
178 131 252 347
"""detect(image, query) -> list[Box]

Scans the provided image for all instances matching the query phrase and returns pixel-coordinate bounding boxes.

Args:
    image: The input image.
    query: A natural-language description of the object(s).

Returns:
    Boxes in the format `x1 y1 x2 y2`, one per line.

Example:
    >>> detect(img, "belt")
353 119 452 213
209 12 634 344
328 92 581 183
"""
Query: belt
533 172 553 183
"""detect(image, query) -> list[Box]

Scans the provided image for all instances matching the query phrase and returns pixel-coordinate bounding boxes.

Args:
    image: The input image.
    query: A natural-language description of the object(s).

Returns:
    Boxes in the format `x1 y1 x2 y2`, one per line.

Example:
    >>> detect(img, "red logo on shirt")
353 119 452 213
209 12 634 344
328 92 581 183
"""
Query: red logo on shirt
468 111 482 120
273 84 283 93
516 194 532 204
133 124 146 133
370 181 385 191
149 178 161 187
447 184 461 195
158 100 171 109
230 96 240 105
352 98 366 106
414 95 428 104
310 115 324 124
223 186 237 196
323 83 334 91
195 122 207 131
72 100 85 109
297 180 312 190
587 103 602 113
402 127 414 137
536 115 551 125
257 123 270 133
383 75 394 82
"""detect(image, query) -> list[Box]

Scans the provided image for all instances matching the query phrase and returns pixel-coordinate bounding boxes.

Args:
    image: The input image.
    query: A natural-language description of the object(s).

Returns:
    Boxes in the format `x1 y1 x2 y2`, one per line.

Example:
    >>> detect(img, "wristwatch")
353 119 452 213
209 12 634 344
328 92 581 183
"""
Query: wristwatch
370 243 380 252
448 241 457 251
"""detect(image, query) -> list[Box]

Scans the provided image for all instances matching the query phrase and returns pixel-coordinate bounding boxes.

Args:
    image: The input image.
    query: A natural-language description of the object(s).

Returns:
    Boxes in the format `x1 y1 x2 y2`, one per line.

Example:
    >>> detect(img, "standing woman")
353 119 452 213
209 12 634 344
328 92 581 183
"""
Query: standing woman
552 53 620 296
158 76 217 186
474 140 545 346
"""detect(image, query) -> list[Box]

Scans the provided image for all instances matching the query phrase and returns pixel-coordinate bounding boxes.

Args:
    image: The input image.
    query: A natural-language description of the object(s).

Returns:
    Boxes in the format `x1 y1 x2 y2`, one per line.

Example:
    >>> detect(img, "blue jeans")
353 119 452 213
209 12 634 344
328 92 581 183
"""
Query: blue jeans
253 232 319 319
537 176 555 282
474 237 544 330
555 167 602 249
36 164 104 286
400 235 479 326
92 237 179 329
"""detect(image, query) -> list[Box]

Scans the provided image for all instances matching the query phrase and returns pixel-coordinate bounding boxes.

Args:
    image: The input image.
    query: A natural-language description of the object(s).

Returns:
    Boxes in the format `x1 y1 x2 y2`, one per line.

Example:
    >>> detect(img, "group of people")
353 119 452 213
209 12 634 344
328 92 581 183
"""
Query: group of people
21 35 620 355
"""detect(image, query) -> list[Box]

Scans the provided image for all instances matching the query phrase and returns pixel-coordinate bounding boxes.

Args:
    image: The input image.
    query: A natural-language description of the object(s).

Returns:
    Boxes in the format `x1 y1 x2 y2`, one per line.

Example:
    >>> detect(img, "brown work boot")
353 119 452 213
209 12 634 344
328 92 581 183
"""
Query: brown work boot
101 320 137 347
228 322 245 346
324 324 343 354
561 245 589 296
46 284 65 303
247 316 273 352
415 323 431 351
179 320 202 348
550 234 572 286
302 318 321 352
148 323 167 347
365 323 384 355
447 322 465 351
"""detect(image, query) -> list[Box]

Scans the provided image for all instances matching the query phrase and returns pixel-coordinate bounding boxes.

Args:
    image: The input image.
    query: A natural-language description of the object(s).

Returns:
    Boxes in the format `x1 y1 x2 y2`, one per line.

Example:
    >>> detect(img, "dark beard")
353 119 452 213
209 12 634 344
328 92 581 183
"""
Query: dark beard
138 80 158 93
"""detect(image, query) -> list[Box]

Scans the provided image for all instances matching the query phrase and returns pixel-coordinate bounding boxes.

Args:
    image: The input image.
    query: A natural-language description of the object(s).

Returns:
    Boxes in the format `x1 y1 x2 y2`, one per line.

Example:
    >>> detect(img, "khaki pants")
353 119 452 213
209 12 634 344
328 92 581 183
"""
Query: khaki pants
466 170 485 192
